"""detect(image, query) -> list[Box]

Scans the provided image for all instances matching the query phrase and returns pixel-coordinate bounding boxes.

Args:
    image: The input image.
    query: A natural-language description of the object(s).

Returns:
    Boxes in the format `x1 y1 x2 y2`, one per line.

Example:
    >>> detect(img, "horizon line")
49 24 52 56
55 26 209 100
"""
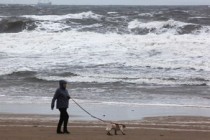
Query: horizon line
0 3 209 6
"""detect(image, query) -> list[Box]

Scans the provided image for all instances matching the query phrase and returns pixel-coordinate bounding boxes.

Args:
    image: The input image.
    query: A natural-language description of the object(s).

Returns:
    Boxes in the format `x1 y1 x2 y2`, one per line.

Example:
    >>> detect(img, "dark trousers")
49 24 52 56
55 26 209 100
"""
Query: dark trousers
57 108 69 132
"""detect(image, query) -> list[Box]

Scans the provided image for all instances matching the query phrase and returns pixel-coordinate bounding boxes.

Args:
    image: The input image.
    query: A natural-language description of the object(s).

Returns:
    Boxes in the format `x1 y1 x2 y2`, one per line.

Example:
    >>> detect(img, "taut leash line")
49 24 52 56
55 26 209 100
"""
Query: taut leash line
71 98 114 124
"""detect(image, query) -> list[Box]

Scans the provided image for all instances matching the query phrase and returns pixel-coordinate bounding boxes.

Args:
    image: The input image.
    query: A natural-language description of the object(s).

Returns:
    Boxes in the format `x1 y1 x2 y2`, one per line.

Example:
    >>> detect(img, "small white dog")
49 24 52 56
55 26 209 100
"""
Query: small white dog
106 123 126 135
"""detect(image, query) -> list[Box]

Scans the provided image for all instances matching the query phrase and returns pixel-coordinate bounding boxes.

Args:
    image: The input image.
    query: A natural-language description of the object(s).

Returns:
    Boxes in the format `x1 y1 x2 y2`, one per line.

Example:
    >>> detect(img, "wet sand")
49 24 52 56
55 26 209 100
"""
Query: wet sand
1 114 210 140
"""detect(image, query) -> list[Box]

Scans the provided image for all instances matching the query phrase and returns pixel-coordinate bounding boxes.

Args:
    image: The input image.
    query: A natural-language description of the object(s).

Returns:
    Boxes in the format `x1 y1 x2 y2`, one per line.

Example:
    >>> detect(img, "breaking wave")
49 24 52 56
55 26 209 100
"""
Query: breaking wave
0 17 37 33
0 10 210 34
128 19 209 35
1 69 208 86
22 11 103 21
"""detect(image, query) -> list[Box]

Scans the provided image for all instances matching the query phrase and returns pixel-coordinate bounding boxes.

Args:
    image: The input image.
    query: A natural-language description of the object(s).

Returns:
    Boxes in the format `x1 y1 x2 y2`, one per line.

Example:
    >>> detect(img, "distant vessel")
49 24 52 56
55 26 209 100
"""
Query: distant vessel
37 0 52 7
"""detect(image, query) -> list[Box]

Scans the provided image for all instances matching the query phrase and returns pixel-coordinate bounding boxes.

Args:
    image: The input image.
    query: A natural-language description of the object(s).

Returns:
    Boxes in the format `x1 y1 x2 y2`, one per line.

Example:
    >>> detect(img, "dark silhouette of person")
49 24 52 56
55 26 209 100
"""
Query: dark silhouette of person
51 80 71 134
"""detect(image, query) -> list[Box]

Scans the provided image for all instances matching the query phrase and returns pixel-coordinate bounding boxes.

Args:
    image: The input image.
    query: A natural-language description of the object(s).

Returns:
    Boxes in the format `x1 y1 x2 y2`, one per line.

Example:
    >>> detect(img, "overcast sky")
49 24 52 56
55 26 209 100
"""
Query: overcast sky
0 0 210 5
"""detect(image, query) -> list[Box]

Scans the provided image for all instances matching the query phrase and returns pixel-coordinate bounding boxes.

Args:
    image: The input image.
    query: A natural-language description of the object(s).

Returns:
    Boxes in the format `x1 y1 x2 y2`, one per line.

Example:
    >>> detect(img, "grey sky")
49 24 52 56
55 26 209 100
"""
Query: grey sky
0 0 210 5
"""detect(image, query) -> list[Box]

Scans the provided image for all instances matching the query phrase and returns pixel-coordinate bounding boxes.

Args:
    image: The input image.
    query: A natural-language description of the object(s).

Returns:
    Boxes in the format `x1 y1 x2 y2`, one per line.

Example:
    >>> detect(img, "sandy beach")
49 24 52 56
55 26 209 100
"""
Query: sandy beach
1 114 210 140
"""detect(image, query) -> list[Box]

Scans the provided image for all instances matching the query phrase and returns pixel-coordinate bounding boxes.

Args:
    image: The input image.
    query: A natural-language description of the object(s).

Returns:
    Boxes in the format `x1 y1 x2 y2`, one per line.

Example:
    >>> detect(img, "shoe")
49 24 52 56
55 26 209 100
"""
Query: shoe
63 130 70 134
57 131 64 134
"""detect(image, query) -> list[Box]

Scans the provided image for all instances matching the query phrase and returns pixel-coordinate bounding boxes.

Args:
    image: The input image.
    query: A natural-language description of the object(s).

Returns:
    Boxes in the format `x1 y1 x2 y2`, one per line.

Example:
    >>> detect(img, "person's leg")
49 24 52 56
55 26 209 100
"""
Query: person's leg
115 129 117 135
57 108 65 133
63 108 70 133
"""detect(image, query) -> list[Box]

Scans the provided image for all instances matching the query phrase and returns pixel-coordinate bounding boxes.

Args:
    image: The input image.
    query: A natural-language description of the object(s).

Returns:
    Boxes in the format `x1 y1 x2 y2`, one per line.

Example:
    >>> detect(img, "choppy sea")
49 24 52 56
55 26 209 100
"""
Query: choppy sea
0 5 210 118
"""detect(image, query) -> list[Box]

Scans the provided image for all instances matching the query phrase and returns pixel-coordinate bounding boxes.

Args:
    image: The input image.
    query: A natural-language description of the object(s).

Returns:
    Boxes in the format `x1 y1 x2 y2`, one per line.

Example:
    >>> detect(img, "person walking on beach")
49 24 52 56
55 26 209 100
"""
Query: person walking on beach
51 80 71 134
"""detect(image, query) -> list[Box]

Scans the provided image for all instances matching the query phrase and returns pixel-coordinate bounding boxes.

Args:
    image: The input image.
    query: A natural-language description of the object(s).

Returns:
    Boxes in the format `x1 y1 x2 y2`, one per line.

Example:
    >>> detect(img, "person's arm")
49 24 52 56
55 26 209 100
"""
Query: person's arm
51 90 59 110
67 90 71 99
68 94 71 99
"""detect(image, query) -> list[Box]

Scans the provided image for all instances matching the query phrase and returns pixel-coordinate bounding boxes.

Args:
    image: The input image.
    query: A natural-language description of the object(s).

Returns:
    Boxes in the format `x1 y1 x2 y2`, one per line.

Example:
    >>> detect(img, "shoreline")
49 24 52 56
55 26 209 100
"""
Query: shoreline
1 102 210 121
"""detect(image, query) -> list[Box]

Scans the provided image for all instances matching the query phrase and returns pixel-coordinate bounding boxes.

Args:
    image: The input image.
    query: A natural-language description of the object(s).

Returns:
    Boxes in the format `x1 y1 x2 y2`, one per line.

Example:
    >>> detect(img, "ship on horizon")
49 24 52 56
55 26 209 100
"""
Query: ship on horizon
37 0 52 6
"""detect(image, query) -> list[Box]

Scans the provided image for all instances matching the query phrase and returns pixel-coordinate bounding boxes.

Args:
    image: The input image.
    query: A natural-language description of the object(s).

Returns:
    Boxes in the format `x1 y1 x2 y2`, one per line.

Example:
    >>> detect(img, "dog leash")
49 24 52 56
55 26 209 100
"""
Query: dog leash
71 98 118 124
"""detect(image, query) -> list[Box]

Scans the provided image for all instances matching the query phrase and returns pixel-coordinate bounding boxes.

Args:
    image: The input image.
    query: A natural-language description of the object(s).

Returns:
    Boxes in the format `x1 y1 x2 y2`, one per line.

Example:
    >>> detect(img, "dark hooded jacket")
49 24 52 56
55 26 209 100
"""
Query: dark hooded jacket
51 80 70 109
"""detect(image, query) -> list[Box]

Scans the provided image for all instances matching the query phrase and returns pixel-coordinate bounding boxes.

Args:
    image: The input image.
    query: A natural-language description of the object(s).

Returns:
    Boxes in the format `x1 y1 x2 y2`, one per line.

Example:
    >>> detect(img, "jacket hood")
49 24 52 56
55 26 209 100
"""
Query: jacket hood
59 80 67 89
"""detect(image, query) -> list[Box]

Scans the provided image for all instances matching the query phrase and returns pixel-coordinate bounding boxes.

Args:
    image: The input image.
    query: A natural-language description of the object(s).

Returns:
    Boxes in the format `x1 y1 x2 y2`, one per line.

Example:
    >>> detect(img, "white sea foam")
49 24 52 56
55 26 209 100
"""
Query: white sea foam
100 101 210 108
35 74 208 86
128 19 210 35
107 12 118 14
1 95 210 109
173 10 189 13
128 19 188 34
21 12 103 32
189 17 209 19
34 21 70 32
0 15 7 18
0 31 209 85
22 11 103 21
0 95 51 104
138 13 154 17
0 16 6 21
36 75 119 83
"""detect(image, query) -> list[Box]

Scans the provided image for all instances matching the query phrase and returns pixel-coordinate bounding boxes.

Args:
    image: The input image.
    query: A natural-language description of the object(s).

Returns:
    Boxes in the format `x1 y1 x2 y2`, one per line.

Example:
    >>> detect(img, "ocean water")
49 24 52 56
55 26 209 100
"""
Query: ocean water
0 5 210 115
